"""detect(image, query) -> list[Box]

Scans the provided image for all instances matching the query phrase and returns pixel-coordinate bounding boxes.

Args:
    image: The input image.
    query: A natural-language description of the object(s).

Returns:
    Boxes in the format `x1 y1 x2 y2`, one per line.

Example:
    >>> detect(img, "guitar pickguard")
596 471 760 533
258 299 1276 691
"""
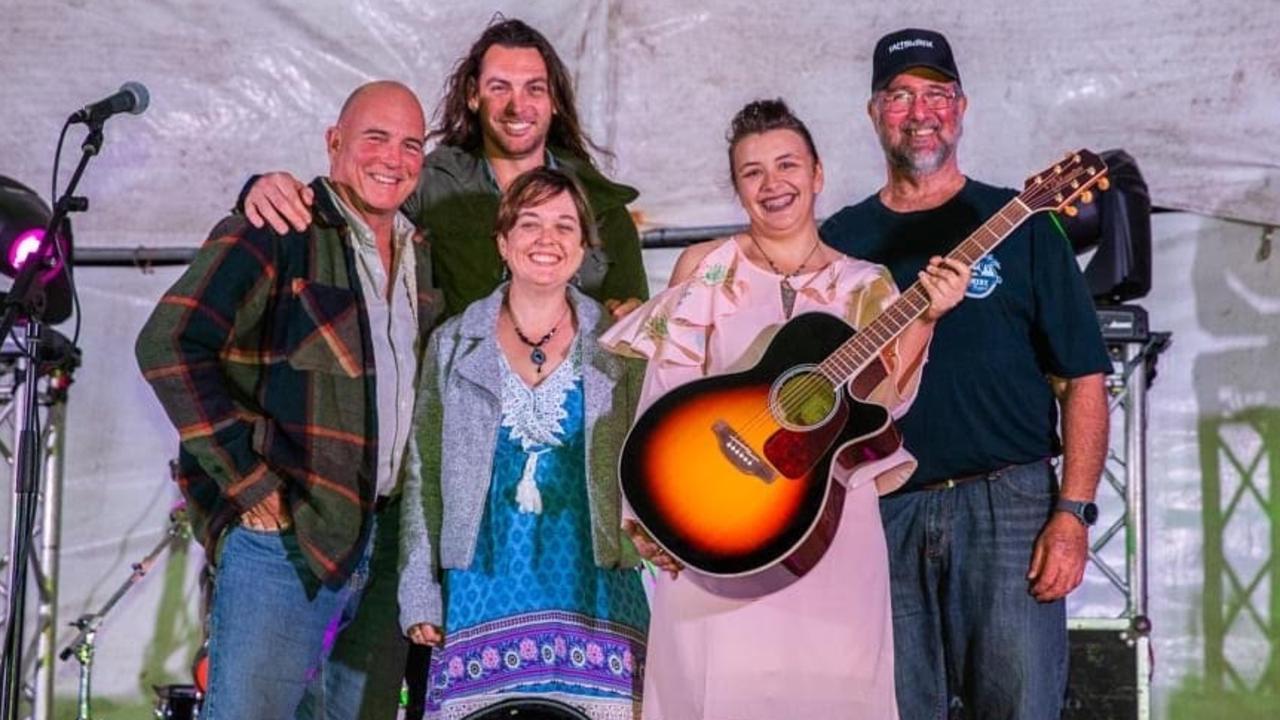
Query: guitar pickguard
763 399 850 478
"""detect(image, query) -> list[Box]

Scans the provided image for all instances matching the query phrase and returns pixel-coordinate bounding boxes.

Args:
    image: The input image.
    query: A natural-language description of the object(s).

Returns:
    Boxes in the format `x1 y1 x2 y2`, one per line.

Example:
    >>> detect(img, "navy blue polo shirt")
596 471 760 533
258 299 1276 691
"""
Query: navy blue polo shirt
821 178 1110 488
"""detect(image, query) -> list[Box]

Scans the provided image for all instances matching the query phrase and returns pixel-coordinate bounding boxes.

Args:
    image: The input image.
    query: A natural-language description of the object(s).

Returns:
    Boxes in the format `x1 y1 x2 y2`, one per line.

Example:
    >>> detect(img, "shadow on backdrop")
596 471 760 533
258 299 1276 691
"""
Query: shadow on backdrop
1173 213 1279 718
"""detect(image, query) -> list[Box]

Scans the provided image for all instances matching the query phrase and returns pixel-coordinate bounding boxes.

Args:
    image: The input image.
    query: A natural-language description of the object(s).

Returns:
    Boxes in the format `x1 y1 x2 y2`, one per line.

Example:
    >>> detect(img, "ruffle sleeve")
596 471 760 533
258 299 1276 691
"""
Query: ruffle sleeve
599 239 749 373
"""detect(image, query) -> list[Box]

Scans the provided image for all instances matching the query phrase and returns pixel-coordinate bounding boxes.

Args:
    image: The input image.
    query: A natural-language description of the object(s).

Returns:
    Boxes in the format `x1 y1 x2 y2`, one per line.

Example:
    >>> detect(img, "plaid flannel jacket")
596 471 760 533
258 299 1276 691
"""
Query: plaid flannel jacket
136 178 441 585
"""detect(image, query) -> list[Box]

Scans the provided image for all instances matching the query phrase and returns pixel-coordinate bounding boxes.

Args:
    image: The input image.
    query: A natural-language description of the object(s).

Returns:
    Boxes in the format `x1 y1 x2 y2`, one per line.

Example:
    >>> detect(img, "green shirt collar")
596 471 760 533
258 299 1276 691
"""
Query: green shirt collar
480 149 559 193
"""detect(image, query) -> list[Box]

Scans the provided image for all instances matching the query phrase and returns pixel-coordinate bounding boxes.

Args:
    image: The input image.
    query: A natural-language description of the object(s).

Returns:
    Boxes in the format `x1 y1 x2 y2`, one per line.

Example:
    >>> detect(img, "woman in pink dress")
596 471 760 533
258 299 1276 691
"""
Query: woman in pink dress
599 100 970 719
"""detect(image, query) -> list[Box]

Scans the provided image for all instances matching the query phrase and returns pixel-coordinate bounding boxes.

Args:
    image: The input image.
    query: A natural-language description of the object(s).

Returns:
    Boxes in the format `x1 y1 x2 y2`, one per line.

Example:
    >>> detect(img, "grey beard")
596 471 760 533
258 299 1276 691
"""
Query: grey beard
884 139 952 177
878 122 962 178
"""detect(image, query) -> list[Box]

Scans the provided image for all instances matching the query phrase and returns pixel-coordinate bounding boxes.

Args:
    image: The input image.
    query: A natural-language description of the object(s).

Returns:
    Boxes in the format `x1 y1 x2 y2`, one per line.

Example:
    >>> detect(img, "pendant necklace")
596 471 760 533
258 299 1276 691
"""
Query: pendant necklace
506 298 571 374
748 234 822 318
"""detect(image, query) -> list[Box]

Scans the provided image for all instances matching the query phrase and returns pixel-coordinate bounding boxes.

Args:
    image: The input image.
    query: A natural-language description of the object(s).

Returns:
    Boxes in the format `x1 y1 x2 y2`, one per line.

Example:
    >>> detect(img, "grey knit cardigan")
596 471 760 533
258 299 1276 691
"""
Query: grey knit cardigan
398 283 644 631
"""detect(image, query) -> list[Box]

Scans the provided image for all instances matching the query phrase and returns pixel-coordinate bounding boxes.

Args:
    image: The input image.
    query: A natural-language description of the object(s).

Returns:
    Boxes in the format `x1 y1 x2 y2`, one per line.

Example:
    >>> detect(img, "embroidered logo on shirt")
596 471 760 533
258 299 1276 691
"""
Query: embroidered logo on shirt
966 255 1002 299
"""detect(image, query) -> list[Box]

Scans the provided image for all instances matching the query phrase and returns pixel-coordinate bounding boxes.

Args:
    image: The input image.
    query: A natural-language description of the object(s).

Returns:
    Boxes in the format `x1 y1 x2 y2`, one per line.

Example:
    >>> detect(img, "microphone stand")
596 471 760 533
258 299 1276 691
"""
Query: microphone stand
58 511 188 720
0 120 98 720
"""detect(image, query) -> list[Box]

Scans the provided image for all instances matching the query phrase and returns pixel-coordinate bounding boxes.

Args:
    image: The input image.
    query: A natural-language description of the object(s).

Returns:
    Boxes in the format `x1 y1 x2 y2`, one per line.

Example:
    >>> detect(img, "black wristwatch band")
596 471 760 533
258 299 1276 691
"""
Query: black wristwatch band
1055 498 1098 527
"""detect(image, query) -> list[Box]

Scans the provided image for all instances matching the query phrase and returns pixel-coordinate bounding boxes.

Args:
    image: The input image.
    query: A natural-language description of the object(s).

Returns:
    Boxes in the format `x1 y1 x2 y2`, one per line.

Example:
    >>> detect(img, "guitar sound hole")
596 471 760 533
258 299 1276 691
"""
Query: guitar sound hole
770 366 838 431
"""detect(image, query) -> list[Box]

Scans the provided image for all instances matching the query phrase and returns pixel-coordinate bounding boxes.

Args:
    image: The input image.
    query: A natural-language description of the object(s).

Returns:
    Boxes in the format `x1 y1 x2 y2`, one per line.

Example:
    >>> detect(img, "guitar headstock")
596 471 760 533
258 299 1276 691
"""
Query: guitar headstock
1021 149 1109 217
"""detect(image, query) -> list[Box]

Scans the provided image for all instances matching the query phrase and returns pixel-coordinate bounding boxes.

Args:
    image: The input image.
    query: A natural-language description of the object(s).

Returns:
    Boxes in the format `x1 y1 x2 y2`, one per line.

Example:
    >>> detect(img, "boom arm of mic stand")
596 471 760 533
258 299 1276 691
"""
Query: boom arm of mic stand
58 518 187 662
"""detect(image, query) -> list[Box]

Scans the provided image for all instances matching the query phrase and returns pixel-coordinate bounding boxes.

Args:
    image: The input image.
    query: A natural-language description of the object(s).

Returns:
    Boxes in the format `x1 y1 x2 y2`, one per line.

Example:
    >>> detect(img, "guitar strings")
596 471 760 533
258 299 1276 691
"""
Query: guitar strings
727 161 1096 436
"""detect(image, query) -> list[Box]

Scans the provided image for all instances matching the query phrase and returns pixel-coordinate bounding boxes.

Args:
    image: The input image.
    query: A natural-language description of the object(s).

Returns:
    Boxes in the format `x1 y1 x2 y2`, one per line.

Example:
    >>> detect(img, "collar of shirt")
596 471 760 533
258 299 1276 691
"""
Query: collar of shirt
321 178 417 260
480 149 559 194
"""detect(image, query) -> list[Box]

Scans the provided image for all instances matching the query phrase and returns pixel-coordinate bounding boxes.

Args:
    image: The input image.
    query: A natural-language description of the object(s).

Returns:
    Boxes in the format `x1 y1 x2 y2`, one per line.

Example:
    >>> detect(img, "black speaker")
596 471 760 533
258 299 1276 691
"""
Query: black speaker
1062 628 1140 719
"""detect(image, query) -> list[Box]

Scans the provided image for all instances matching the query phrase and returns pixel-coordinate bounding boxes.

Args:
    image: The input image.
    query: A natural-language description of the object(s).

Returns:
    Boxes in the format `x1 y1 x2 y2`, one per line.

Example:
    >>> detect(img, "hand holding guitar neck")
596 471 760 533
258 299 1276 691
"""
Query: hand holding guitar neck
917 256 971 321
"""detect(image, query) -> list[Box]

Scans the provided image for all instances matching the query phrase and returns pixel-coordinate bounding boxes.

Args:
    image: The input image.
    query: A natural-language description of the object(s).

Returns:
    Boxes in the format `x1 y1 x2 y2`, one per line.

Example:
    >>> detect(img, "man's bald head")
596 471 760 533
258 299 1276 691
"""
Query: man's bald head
336 81 421 128
326 81 426 219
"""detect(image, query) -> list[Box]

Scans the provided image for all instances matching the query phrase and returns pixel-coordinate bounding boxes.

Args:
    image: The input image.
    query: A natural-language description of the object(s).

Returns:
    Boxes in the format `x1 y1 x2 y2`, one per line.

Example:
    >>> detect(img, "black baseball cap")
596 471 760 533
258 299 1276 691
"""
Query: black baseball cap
871 28 960 92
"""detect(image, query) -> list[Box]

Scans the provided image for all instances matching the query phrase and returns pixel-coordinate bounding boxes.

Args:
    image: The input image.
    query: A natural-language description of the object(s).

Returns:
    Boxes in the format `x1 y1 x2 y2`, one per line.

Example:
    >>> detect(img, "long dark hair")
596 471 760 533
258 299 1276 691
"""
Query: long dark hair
431 17 603 164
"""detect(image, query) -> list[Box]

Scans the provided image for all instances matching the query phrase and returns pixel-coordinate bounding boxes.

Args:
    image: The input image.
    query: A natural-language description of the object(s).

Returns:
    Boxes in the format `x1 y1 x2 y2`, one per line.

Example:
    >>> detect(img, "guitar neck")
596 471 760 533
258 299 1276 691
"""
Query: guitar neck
818 197 1034 383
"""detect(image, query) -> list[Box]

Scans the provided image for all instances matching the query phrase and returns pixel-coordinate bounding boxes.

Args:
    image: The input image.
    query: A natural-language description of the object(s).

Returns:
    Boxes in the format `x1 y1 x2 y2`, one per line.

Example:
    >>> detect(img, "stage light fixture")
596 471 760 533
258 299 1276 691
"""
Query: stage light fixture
0 176 74 324
1054 149 1152 305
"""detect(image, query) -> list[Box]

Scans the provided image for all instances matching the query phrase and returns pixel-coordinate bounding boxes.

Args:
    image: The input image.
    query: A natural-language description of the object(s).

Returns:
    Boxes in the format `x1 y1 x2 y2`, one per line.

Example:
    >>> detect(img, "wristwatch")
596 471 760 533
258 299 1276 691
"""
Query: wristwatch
1055 498 1098 527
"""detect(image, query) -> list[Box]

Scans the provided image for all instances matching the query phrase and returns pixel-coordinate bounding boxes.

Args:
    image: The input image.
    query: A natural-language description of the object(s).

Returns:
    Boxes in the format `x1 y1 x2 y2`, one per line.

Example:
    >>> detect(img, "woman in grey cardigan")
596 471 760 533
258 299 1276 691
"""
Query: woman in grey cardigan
399 167 648 720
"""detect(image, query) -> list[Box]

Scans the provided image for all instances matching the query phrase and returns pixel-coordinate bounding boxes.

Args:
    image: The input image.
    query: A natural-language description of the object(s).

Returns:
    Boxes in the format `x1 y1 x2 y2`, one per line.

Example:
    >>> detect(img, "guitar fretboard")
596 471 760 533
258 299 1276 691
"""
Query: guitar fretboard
817 198 1032 382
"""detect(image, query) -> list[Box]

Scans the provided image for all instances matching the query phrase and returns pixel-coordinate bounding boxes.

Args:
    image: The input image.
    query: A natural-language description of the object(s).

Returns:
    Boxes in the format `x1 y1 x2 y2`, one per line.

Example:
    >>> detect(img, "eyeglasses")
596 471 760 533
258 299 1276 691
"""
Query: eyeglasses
878 88 961 113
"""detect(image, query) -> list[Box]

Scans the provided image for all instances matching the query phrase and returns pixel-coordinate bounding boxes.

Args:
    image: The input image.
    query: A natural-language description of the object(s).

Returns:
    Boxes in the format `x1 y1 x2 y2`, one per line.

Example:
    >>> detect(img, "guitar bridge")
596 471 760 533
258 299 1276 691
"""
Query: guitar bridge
712 420 777 483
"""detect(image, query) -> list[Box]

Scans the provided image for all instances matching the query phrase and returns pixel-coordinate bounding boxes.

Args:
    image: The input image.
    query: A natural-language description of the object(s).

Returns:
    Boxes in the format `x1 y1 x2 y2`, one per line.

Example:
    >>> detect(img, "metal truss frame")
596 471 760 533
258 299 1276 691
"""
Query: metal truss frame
1066 332 1170 720
0 354 70 720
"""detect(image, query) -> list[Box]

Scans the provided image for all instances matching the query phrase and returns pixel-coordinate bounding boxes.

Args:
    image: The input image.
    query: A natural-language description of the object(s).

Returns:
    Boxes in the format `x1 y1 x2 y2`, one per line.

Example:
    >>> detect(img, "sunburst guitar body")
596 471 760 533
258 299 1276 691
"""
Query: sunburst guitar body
620 313 899 597
619 150 1111 597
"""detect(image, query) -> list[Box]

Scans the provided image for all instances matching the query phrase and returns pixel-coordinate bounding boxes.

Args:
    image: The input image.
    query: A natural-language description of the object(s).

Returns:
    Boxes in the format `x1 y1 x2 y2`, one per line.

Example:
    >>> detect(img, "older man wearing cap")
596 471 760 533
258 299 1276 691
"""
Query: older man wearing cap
821 28 1111 718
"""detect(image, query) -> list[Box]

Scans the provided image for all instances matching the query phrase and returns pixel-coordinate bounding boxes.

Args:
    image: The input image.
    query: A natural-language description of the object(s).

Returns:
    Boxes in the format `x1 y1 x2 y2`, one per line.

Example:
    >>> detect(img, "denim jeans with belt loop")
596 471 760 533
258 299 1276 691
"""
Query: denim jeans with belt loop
203 499 408 720
879 460 1068 719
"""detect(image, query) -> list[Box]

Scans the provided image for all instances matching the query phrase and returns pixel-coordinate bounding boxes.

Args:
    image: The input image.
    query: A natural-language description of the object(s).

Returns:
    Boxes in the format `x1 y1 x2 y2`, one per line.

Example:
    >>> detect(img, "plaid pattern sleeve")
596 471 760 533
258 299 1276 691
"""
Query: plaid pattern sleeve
135 215 285 516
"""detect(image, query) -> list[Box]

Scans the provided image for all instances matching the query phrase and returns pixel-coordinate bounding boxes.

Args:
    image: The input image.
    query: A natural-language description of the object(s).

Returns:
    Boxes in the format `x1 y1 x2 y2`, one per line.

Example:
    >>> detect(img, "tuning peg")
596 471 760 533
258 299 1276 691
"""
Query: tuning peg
1062 205 1079 217
1080 190 1094 204
1097 177 1111 191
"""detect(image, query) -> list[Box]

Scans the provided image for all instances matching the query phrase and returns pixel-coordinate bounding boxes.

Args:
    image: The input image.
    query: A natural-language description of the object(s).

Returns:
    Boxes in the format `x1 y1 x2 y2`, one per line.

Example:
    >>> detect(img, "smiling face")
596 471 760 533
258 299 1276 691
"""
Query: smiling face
498 189 586 290
469 44 555 162
731 128 824 239
326 82 425 219
869 69 966 177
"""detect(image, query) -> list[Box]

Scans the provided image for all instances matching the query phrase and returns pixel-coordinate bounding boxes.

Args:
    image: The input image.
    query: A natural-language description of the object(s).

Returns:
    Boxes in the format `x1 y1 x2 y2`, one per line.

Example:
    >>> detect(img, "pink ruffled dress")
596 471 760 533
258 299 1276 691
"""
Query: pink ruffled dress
600 237 924 720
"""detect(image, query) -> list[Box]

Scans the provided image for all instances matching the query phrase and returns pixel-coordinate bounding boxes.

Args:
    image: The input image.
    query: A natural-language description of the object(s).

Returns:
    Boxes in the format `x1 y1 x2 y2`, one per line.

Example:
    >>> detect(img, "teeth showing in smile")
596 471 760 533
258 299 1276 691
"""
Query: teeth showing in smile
503 120 533 134
370 173 400 185
529 252 561 265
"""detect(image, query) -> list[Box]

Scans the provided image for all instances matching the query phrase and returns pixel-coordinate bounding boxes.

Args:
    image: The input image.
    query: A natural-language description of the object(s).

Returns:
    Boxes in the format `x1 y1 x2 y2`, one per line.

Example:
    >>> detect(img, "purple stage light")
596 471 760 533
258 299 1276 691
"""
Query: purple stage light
0 176 75 322
7 228 65 282
11 229 45 270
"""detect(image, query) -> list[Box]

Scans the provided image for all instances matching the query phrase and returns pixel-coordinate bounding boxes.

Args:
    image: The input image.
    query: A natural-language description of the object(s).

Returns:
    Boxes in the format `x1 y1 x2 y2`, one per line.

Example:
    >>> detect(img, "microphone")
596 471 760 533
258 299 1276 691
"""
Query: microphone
69 81 150 124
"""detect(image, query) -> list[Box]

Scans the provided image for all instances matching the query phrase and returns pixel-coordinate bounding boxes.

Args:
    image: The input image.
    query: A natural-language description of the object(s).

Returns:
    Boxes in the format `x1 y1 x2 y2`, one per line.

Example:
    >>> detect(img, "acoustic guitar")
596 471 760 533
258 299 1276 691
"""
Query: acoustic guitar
620 150 1109 597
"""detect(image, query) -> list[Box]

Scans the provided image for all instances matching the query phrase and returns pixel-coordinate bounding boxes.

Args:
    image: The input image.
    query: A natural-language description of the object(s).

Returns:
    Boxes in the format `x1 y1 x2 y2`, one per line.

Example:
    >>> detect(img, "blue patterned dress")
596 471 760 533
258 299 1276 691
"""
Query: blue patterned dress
425 347 649 720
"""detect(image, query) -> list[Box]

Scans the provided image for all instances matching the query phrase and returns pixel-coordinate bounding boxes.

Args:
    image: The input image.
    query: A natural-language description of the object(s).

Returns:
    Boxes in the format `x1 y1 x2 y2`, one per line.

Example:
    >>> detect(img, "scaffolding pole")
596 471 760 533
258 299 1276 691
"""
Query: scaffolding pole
0 353 72 720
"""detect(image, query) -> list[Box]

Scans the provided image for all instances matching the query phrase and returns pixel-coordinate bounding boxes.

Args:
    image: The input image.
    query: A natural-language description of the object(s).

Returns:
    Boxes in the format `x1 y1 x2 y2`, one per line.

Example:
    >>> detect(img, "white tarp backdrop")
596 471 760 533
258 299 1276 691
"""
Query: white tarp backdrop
1 1 1278 718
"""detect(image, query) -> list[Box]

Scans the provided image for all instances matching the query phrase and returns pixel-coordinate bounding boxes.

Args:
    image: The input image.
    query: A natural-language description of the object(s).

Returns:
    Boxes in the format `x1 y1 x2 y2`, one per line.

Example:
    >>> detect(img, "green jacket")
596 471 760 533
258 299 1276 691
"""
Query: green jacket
402 144 649 319
137 179 442 585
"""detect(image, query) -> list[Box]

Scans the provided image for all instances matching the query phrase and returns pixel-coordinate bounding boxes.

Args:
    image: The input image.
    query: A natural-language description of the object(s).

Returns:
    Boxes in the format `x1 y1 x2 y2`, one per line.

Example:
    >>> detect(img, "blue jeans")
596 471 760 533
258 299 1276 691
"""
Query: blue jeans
880 461 1067 720
203 505 408 720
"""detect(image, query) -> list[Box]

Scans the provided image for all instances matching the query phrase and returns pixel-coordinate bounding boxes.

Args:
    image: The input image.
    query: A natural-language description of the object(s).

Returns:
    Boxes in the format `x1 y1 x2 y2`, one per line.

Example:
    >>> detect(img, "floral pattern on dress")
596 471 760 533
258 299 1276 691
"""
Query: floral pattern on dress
429 611 645 705
698 262 729 286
